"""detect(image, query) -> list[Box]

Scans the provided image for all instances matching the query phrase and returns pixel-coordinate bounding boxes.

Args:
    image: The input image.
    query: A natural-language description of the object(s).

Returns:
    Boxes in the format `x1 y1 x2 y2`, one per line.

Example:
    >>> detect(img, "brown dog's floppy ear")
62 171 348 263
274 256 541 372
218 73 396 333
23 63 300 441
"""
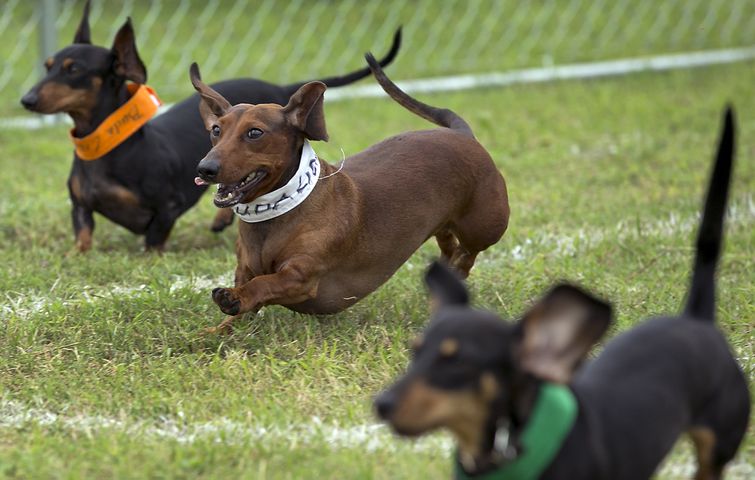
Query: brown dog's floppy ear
283 82 329 141
189 62 231 130
516 284 611 383
425 261 469 311
111 18 147 84
73 0 92 44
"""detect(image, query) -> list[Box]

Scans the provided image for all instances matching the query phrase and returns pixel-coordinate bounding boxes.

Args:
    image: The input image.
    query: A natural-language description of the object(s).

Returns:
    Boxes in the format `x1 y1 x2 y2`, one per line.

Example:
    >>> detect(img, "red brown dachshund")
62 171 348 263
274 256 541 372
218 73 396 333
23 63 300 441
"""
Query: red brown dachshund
20 0 401 252
190 53 509 332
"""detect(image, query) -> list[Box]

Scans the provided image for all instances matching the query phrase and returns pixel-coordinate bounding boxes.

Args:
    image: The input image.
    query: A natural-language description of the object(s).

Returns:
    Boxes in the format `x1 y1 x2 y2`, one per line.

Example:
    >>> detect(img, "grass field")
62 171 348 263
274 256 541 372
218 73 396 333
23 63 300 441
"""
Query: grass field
0 60 754 478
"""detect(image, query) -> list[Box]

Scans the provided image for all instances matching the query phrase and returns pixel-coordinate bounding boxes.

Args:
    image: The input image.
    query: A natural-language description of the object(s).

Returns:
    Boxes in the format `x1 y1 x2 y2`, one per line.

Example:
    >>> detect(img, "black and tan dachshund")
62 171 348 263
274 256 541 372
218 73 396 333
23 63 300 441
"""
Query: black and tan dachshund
21 1 400 252
375 108 749 480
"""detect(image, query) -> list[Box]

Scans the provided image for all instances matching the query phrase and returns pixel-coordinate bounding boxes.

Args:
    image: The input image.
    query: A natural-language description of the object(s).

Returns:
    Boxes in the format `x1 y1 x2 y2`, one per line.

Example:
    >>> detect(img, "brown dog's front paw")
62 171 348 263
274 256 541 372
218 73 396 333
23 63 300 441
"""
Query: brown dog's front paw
212 287 241 315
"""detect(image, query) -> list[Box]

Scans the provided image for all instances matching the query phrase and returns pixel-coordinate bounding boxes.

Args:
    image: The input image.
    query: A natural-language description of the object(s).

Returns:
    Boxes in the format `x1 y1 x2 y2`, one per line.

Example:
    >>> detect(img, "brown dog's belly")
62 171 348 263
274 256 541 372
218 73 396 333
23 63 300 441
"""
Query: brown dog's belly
281 267 397 314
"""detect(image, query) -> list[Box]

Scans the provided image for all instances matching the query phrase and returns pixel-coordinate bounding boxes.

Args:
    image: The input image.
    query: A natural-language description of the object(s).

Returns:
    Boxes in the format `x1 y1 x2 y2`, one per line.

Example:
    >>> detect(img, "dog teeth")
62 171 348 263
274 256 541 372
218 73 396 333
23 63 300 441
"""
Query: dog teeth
239 171 258 187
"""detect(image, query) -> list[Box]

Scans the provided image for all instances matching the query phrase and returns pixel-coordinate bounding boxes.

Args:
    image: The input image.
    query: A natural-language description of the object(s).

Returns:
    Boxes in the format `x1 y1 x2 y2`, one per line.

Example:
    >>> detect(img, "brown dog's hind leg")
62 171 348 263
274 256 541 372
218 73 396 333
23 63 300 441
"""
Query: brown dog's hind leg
435 227 458 263
436 227 478 278
211 208 235 232
450 248 478 278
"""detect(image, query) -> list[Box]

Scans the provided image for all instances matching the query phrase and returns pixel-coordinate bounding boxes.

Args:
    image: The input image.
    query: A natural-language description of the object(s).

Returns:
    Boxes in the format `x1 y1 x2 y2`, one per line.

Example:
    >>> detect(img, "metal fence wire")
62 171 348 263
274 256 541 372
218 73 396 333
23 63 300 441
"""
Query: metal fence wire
1 0 754 114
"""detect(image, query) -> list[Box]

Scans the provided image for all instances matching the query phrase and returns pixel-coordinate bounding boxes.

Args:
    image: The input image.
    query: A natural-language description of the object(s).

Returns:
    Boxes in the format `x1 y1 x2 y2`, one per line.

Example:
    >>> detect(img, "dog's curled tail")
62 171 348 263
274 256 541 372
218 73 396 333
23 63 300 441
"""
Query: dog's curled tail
683 106 736 322
365 53 474 138
286 28 402 93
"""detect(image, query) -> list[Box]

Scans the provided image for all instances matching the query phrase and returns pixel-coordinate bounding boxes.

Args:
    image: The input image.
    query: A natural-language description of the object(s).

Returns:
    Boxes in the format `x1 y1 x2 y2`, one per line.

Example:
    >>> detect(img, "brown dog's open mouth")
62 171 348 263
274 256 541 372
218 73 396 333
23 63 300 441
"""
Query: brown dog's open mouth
213 169 267 208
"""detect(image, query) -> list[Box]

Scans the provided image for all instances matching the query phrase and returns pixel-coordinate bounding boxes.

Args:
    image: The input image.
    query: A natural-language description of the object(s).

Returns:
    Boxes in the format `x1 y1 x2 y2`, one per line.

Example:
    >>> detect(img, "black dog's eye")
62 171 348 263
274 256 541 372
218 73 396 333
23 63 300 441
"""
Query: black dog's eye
247 128 263 140
67 63 81 74
211 125 221 137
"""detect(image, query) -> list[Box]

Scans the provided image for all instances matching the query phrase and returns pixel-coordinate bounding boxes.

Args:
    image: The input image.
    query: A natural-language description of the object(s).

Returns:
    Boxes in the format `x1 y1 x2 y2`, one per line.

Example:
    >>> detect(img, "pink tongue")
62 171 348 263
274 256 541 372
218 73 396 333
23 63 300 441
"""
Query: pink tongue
194 176 208 186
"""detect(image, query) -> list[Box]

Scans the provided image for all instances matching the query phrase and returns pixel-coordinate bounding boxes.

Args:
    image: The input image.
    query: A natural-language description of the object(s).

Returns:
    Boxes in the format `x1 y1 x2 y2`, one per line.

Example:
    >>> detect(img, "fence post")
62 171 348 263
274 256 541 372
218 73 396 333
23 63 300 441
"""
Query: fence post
39 0 58 58
39 0 59 125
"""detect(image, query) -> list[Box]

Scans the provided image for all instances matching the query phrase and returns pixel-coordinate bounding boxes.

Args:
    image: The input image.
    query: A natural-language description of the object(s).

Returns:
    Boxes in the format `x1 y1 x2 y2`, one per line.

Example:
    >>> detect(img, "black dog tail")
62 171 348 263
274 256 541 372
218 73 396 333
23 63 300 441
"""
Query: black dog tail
284 28 402 93
364 52 474 138
683 107 736 322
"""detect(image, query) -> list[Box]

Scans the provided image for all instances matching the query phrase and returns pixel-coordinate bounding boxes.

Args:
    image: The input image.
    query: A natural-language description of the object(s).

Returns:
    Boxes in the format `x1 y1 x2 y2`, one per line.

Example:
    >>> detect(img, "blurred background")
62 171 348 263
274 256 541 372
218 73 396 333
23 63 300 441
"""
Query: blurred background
1 0 754 118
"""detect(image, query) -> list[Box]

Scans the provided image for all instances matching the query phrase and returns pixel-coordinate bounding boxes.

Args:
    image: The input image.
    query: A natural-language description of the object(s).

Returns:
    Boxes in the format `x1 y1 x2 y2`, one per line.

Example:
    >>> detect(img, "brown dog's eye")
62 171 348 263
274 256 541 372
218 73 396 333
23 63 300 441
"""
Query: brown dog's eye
211 125 220 137
247 128 263 140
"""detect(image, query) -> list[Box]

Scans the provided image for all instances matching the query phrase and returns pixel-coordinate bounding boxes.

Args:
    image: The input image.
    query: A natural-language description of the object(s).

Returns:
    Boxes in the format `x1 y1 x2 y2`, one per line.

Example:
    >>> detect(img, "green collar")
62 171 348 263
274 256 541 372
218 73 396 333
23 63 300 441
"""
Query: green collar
455 383 578 480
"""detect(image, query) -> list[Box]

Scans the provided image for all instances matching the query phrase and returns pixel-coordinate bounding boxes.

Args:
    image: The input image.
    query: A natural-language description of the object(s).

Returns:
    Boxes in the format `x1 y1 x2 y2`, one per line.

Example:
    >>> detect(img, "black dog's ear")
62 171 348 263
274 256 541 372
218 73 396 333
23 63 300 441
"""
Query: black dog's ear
516 284 611 383
111 18 147 84
283 81 329 141
189 62 231 130
73 0 92 44
425 261 469 310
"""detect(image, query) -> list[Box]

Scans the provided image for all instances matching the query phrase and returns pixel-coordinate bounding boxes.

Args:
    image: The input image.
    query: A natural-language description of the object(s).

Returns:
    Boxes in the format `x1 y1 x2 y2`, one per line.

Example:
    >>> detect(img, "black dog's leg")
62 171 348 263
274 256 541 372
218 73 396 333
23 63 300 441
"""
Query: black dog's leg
144 207 177 252
69 194 95 253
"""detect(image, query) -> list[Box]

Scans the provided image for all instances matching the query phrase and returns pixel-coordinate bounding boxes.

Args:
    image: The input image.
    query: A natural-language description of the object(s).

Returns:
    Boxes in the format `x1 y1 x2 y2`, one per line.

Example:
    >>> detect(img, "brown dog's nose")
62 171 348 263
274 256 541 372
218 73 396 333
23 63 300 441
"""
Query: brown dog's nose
197 156 220 180
20 92 39 110
374 392 396 420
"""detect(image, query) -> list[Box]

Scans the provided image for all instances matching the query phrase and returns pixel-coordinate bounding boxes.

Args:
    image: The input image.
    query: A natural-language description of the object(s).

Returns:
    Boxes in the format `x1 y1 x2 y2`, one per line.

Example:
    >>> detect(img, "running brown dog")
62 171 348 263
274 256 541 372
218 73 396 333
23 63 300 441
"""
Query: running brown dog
191 53 509 332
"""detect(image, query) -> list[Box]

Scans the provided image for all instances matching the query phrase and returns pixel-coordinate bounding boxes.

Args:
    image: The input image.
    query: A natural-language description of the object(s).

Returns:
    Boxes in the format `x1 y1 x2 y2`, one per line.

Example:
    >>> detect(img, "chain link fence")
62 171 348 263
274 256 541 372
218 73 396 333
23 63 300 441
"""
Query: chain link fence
1 0 754 117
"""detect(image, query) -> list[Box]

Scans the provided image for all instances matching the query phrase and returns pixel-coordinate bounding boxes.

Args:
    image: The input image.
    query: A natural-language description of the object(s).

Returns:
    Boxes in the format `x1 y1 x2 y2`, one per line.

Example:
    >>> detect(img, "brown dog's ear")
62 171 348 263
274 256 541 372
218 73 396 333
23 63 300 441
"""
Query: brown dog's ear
283 82 329 141
73 0 92 44
516 284 611 383
189 62 231 130
425 261 469 312
111 18 147 84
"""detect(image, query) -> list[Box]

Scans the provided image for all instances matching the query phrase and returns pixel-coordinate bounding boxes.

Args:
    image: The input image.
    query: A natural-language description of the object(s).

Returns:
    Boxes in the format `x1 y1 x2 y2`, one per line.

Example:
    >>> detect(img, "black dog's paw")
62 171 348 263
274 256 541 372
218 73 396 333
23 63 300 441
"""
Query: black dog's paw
212 287 240 315
210 209 235 232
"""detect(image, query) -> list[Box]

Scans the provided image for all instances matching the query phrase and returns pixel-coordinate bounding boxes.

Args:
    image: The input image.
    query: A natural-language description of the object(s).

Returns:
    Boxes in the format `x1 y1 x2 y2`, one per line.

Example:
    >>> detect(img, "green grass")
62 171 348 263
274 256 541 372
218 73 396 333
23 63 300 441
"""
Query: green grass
0 61 754 478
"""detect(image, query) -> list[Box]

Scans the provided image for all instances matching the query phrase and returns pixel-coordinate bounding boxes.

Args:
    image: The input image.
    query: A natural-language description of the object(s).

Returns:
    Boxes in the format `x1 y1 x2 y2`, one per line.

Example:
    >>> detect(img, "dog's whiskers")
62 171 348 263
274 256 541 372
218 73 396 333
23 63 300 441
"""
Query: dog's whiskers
320 147 347 179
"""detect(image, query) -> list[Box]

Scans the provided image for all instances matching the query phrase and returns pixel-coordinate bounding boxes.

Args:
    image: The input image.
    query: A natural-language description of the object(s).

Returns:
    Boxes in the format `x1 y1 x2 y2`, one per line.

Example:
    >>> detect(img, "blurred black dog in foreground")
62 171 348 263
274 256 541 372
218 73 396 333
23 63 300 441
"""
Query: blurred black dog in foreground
376 107 749 480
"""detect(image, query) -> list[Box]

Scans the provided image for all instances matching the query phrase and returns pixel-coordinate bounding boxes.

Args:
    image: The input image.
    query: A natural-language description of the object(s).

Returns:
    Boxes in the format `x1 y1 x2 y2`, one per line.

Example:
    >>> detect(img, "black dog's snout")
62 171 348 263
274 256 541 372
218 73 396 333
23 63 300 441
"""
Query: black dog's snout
374 391 396 420
20 92 39 110
197 156 220 180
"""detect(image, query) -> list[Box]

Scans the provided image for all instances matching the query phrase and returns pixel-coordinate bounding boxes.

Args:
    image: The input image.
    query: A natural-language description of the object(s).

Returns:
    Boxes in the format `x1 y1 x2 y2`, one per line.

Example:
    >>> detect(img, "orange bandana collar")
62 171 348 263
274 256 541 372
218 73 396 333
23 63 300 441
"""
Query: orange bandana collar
70 84 162 161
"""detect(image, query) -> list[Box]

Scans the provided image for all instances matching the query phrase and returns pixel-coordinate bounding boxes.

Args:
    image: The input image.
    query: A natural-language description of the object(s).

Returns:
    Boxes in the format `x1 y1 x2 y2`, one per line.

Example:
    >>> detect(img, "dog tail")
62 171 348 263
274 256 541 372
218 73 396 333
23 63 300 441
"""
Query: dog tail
682 106 736 322
364 52 474 138
284 28 401 93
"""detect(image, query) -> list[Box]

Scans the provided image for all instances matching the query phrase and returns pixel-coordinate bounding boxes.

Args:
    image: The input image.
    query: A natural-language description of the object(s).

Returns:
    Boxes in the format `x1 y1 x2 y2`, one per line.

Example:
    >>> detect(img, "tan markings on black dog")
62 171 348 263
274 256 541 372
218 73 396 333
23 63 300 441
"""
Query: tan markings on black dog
106 184 140 206
69 175 83 201
44 57 54 69
392 379 493 458
440 338 459 357
37 77 101 117
688 427 717 480
479 372 499 401
411 336 424 352
75 227 92 252
62 58 74 68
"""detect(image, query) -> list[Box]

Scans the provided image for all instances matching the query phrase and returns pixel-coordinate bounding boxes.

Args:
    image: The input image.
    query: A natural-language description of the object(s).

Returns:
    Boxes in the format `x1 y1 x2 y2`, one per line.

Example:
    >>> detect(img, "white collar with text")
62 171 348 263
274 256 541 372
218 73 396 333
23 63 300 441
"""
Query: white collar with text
231 140 320 223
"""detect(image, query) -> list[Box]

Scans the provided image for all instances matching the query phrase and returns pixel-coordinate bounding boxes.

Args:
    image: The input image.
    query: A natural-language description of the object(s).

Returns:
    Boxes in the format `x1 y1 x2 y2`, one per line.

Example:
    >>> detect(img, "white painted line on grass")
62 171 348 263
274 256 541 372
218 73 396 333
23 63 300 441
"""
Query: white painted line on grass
3 46 754 130
0 273 232 321
0 398 448 453
1 196 752 321
0 398 751 478
327 46 755 100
